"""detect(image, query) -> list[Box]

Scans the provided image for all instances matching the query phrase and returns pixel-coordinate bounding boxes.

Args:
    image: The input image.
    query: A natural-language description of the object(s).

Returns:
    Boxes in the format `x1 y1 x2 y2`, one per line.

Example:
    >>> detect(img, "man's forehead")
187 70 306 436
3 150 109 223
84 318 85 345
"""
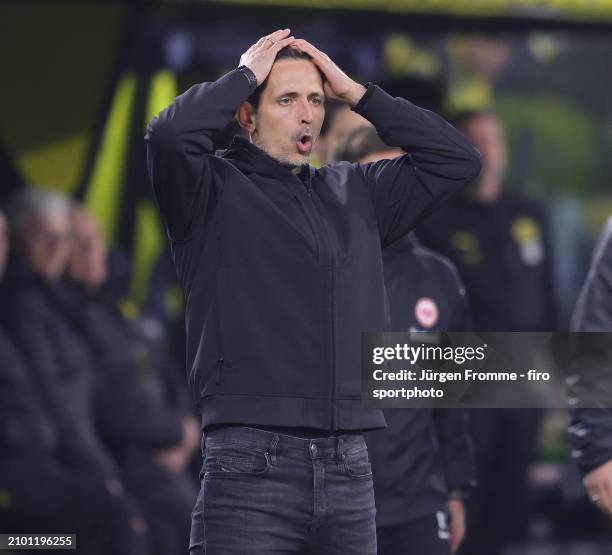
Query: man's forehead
266 59 324 96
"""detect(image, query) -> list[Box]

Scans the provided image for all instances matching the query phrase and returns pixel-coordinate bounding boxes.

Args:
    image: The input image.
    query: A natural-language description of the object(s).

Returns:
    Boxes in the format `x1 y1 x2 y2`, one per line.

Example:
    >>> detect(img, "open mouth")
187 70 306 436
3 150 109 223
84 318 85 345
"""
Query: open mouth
296 133 312 154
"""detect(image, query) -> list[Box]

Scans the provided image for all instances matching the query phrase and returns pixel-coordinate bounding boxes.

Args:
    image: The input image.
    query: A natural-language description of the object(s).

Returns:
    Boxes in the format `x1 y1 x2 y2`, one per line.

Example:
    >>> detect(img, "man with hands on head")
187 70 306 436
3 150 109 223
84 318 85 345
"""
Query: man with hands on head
146 28 481 554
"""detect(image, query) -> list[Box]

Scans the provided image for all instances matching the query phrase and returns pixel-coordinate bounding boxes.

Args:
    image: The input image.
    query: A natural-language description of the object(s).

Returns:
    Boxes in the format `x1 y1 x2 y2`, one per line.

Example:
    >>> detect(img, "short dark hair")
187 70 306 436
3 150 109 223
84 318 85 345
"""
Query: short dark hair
332 125 391 164
246 46 320 109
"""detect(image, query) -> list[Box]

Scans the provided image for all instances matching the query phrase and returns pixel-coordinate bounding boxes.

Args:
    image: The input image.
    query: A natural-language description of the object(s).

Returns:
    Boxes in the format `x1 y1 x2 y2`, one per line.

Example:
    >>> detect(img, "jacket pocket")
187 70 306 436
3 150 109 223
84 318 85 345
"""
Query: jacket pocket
204 443 271 478
342 446 373 479
214 268 238 384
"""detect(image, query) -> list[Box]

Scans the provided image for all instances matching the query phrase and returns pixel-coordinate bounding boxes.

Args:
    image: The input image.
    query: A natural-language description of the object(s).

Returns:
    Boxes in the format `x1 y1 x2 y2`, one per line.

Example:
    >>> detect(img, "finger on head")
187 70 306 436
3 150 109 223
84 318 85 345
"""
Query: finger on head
293 38 315 50
307 41 327 58
292 39 321 58
291 40 312 55
256 30 289 52
273 36 295 51
267 28 290 41
255 29 285 48
253 36 267 49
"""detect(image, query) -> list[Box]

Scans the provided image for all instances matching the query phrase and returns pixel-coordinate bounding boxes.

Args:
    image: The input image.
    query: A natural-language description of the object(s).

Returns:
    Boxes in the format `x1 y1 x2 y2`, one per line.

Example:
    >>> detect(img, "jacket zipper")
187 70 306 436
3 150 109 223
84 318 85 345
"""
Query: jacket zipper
291 176 337 430
329 267 336 431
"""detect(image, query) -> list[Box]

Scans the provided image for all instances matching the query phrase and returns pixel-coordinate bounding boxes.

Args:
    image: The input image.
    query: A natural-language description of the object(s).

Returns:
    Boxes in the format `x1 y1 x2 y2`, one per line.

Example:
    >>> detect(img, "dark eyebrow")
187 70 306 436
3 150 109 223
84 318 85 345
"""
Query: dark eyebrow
276 91 325 100
276 91 299 100
308 92 324 100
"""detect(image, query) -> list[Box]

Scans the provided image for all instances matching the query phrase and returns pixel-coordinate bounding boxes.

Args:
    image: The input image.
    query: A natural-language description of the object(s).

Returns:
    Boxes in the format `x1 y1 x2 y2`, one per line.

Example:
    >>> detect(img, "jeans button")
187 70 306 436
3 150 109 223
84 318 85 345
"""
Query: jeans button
310 443 317 456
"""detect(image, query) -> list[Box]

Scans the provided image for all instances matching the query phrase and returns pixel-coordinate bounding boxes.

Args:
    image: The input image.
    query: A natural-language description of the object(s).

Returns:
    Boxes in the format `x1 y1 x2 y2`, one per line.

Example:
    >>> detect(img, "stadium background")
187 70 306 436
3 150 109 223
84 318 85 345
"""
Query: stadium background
2 1 612 552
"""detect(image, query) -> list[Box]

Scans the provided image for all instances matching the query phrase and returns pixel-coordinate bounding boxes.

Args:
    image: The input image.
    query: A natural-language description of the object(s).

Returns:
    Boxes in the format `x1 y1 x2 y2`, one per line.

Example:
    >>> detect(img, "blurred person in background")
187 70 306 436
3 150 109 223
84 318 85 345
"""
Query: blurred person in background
334 126 476 555
417 111 556 554
146 27 480 554
64 204 199 555
313 100 372 165
418 110 556 332
0 199 150 555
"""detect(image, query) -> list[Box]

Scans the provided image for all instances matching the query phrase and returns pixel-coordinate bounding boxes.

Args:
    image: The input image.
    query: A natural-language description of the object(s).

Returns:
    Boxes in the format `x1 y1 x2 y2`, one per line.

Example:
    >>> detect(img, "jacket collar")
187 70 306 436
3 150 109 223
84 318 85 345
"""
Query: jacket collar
385 232 420 253
221 136 313 191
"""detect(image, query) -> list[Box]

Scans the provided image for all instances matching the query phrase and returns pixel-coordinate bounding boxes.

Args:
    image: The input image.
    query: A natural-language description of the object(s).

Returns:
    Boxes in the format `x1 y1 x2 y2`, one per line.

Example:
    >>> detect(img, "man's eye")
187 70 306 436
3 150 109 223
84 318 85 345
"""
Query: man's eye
279 98 292 105
311 97 322 105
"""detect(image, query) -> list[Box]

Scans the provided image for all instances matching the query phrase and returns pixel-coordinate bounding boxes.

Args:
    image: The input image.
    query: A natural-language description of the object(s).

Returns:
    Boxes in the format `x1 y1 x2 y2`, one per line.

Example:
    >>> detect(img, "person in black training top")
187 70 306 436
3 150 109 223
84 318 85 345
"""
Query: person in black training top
145 28 481 554
569 216 612 519
418 110 556 333
334 125 476 555
418 110 555 554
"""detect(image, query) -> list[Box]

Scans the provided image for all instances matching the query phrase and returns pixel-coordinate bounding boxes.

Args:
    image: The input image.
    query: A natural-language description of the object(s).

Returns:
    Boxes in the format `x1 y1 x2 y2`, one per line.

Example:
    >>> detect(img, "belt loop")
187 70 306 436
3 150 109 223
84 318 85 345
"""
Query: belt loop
269 434 279 465
337 437 344 466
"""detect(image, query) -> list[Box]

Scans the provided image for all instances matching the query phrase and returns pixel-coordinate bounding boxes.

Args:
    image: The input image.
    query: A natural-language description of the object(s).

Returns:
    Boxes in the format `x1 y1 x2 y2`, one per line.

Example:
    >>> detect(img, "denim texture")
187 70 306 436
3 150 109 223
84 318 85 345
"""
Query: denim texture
190 426 377 554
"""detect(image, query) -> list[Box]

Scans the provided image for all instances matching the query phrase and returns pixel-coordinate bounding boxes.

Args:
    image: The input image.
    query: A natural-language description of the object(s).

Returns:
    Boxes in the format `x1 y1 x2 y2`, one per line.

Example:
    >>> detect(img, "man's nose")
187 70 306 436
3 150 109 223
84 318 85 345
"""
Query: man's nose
299 100 314 124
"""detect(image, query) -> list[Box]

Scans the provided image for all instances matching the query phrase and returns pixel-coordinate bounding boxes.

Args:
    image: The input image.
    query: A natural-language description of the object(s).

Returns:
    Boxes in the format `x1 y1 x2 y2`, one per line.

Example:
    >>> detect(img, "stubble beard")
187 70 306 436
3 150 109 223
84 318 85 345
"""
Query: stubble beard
252 133 310 170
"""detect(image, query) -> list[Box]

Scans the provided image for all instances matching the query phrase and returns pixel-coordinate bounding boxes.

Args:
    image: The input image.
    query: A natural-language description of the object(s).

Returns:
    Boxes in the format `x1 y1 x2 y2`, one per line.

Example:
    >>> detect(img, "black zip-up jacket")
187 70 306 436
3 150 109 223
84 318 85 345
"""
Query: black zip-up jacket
366 234 476 525
569 216 612 474
145 67 481 431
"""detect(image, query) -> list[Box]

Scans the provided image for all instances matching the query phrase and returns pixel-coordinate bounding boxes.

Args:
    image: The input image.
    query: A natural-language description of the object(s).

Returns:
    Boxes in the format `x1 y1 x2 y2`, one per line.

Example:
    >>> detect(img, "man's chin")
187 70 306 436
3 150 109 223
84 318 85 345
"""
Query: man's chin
292 155 311 167
256 141 311 168
276 154 311 170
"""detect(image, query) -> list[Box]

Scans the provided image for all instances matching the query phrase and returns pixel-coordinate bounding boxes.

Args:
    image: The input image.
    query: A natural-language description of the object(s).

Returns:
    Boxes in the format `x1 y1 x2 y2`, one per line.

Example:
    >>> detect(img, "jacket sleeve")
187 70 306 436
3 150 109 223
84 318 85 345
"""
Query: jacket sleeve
569 216 612 474
433 409 477 492
145 68 257 241
352 85 482 248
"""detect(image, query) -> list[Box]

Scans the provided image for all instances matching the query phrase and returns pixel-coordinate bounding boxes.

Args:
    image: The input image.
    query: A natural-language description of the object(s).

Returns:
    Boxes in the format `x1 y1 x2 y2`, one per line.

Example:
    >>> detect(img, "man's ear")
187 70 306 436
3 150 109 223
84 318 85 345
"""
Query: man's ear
236 101 257 134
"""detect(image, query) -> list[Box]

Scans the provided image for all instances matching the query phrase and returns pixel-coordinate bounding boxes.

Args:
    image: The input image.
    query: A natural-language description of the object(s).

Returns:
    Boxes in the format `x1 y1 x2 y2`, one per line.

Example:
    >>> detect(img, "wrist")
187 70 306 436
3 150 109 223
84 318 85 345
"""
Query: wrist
237 65 259 90
344 83 366 107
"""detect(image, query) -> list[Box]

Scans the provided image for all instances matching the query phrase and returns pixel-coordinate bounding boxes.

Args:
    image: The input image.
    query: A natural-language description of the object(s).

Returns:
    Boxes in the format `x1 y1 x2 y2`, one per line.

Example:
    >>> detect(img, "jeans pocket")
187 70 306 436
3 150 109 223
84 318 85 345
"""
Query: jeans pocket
204 443 271 478
343 446 373 479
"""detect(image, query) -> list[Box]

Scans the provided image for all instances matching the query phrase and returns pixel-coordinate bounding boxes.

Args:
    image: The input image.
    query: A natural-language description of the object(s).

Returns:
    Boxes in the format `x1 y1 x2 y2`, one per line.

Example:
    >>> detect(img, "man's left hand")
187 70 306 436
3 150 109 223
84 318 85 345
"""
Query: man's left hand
584 459 612 516
291 39 366 107
448 499 466 554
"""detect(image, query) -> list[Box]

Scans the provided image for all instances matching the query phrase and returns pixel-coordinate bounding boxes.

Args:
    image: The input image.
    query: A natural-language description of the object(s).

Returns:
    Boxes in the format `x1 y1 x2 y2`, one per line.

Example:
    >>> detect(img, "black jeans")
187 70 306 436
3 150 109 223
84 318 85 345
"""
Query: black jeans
189 426 377 554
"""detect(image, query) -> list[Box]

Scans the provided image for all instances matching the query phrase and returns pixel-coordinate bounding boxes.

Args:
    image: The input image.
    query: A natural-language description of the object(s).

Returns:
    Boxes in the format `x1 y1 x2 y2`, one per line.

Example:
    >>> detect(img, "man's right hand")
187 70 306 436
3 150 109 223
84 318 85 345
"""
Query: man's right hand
239 28 295 86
